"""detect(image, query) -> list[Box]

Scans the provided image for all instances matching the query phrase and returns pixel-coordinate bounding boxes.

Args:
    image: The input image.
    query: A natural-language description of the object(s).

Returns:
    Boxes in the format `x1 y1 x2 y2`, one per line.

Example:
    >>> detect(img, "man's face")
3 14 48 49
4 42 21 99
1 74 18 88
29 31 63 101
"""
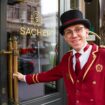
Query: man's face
64 24 89 51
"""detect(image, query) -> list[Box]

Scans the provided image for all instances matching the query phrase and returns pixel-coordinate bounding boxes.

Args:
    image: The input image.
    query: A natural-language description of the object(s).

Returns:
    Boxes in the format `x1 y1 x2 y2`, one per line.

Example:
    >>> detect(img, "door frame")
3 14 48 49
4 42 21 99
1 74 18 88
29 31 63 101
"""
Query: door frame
0 0 8 105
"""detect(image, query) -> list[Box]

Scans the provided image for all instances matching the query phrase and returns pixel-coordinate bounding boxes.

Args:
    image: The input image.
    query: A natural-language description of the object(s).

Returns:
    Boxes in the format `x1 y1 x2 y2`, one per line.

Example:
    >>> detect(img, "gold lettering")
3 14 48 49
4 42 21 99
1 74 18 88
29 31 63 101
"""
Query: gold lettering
26 28 31 35
35 17 39 23
19 27 52 37
43 29 49 37
36 29 42 35
31 29 37 35
20 27 26 35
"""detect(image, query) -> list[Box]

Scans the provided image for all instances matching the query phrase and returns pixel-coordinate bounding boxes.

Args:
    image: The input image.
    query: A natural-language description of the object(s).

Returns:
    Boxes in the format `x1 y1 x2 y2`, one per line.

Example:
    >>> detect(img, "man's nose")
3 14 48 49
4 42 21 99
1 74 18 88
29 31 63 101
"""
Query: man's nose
71 31 78 37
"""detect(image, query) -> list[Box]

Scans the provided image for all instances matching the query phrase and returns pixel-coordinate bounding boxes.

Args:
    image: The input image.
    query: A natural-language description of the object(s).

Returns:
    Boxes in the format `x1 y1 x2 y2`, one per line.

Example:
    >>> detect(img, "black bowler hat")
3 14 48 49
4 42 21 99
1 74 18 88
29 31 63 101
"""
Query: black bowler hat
59 10 91 35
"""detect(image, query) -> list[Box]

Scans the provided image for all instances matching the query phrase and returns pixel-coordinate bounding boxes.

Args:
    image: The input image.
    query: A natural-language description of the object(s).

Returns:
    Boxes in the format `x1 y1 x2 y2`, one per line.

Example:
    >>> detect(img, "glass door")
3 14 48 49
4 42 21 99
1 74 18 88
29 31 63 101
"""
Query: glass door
6 0 61 104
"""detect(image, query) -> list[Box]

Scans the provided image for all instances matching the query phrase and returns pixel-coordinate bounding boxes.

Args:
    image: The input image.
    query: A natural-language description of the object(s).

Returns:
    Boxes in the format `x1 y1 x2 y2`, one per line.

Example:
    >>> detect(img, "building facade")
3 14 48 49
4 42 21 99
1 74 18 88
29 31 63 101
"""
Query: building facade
0 0 103 105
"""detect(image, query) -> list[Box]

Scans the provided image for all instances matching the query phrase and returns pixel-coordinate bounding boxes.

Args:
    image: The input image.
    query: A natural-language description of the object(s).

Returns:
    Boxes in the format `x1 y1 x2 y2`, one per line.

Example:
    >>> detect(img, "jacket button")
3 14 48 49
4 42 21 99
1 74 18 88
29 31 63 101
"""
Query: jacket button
77 80 80 83
90 98 94 102
92 81 96 85
76 100 79 104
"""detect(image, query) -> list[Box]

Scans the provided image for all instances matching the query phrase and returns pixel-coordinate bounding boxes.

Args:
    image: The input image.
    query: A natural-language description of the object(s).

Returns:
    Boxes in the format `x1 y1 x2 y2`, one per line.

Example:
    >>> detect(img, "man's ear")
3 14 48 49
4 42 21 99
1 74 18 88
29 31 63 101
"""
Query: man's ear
86 28 89 37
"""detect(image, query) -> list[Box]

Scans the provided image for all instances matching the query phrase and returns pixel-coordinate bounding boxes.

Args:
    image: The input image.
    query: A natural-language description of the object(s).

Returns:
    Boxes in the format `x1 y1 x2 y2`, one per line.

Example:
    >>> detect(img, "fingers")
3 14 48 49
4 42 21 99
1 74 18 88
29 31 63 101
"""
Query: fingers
13 72 22 79
13 72 19 78
13 72 25 82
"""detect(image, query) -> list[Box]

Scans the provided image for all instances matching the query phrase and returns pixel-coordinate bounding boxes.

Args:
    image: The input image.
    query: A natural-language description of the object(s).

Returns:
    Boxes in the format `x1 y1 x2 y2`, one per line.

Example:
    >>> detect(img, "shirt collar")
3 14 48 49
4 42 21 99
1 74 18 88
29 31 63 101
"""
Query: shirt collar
72 42 88 56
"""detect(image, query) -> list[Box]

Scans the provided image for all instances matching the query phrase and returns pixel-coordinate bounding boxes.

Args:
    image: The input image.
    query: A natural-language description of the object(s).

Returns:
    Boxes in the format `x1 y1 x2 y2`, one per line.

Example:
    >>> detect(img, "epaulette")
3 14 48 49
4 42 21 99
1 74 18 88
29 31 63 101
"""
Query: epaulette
100 45 105 48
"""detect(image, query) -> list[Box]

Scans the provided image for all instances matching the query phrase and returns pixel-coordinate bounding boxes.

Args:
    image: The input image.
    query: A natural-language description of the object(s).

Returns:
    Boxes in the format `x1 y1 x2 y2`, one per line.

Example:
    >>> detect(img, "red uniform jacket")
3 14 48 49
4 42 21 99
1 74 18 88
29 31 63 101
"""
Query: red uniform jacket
26 44 105 105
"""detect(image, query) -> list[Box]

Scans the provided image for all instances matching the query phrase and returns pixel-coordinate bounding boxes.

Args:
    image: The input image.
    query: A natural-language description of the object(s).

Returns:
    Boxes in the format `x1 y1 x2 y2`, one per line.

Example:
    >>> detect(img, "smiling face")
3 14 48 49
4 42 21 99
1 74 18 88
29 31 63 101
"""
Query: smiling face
64 24 89 51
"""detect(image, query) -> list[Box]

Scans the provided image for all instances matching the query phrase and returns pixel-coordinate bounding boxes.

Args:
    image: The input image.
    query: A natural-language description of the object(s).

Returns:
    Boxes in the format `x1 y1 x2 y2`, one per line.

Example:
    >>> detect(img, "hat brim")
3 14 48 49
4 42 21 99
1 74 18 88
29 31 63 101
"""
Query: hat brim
59 19 91 35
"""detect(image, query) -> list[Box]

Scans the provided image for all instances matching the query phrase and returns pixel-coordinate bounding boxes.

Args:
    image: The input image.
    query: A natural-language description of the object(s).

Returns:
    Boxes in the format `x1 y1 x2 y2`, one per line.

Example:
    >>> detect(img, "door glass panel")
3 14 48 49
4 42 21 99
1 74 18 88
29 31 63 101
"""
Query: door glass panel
7 0 59 101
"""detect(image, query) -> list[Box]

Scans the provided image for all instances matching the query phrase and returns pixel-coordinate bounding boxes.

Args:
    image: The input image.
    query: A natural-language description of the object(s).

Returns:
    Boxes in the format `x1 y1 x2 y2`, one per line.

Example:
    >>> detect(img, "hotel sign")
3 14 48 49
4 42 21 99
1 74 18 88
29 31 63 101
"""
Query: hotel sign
20 11 53 37
20 27 52 37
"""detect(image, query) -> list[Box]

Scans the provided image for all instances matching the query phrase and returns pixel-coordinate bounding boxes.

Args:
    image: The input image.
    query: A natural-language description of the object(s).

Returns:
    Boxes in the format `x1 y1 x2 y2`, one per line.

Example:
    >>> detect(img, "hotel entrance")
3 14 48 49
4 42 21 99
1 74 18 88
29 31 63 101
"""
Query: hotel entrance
0 0 70 105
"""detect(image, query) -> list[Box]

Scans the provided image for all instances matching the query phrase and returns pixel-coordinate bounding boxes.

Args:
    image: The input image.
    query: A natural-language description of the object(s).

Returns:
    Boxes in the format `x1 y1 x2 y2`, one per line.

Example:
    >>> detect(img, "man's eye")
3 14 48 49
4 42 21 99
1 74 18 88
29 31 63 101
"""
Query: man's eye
75 28 81 32
65 31 72 34
75 27 84 33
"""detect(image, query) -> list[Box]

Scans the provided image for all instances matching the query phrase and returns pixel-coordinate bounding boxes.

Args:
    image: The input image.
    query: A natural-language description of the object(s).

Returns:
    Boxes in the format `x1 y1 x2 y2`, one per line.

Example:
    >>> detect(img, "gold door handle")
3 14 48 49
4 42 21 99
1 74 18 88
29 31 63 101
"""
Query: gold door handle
12 37 19 105
0 50 12 55
1 37 19 105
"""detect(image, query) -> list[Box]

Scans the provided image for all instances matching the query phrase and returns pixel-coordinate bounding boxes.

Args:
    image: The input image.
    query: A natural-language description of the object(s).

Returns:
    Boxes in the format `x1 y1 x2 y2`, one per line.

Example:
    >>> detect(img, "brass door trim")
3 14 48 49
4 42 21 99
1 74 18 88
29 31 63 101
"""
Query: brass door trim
0 50 12 55
0 37 19 105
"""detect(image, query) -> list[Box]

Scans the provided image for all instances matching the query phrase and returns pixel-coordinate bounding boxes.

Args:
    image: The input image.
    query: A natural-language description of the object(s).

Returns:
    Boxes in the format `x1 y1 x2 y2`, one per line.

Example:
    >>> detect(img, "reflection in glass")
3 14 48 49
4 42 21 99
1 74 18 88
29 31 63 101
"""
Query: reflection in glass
7 0 59 102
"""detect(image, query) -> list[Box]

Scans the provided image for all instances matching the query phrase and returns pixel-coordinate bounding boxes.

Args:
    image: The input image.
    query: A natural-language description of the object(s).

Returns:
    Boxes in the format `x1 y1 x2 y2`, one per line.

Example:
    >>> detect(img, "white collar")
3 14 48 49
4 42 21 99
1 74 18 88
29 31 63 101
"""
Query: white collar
72 42 88 56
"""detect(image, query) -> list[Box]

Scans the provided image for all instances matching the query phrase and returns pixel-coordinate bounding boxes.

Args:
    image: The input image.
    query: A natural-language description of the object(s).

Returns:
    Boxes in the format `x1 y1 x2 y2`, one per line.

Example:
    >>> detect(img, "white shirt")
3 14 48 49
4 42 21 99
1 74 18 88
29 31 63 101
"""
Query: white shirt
72 43 92 71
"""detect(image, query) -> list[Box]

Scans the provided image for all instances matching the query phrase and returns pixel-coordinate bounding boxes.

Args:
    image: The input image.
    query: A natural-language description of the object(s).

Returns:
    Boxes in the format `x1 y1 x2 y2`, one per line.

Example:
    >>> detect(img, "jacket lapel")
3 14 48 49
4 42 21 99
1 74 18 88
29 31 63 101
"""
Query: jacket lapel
82 44 99 80
68 52 77 84
67 44 99 84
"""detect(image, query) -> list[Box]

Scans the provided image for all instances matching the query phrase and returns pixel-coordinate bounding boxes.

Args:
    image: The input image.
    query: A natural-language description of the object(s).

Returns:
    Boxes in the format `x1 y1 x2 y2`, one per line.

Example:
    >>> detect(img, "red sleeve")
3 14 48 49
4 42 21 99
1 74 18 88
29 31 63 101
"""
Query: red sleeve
25 63 63 84
25 52 70 84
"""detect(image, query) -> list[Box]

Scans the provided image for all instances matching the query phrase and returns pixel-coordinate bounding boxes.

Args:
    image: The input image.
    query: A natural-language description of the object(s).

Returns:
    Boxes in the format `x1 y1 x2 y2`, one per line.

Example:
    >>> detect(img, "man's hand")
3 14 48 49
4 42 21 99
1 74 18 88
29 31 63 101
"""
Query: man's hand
13 72 25 82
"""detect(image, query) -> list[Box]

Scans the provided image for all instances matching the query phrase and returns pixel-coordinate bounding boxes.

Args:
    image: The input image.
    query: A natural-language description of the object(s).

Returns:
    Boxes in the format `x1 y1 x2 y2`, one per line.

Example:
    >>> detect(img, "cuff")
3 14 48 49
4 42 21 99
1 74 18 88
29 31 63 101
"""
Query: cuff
25 74 39 84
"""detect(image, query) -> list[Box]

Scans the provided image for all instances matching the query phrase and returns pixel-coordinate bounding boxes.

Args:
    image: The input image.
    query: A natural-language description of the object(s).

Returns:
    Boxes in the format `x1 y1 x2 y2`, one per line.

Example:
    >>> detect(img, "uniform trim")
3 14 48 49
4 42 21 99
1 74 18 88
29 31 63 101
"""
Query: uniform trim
36 74 39 83
32 74 36 83
83 45 98 80
68 53 74 84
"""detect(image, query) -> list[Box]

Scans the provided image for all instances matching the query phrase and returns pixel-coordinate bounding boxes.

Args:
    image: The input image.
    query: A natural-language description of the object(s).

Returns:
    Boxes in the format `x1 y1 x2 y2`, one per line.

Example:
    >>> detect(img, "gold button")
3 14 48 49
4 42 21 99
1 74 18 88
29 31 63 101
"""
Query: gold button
90 98 94 102
77 80 80 83
92 81 96 85
76 100 79 104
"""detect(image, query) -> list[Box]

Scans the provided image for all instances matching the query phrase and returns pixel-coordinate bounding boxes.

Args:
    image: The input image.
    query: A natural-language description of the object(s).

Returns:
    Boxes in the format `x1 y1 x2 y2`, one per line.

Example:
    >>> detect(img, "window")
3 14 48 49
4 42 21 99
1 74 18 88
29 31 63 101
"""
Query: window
14 7 20 19
27 5 31 22
7 0 59 102
7 5 20 19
